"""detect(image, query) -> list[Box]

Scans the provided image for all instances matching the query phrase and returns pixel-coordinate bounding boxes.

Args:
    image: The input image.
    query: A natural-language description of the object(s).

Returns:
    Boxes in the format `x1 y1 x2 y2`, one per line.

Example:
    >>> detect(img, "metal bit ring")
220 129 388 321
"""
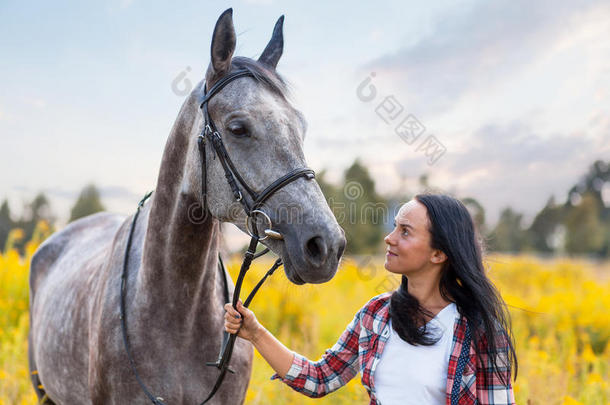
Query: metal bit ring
245 209 273 241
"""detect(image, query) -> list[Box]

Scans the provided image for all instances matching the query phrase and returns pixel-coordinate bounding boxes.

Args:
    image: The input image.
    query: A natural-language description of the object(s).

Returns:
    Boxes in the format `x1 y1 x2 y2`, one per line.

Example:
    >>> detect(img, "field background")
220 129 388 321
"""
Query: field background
1 227 609 405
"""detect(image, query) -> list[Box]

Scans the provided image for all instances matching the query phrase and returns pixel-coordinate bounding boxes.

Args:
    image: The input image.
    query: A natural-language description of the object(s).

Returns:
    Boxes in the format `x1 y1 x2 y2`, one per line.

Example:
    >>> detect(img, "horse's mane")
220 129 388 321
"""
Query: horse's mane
231 56 291 100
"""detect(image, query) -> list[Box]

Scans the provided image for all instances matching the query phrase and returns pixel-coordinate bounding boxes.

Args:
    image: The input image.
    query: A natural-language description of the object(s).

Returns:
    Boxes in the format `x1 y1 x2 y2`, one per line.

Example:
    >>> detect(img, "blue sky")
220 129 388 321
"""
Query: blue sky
1 0 609 228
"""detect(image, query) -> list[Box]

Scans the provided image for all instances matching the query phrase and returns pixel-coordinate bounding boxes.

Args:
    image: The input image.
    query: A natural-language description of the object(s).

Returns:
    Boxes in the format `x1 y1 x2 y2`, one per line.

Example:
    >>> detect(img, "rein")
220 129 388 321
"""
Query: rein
119 69 316 404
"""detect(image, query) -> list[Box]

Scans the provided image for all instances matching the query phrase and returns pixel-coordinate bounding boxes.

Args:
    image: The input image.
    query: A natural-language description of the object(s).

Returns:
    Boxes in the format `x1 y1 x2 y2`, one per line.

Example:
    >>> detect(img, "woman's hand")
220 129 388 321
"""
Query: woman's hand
224 300 263 342
225 300 295 379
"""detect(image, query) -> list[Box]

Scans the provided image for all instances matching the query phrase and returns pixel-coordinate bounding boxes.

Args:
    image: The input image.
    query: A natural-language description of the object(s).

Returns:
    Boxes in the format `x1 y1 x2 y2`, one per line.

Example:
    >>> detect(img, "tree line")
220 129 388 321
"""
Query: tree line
318 159 610 257
2 159 609 257
0 185 104 254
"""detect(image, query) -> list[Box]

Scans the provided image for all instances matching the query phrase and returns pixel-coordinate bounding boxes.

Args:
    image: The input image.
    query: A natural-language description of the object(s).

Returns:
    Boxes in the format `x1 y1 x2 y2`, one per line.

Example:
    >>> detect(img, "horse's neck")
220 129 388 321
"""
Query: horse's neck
140 193 221 303
138 90 223 323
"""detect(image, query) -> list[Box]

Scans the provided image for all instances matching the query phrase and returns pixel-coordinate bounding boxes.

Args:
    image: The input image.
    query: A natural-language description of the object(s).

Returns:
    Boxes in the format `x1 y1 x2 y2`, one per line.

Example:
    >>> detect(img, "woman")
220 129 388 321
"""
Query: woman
224 193 517 405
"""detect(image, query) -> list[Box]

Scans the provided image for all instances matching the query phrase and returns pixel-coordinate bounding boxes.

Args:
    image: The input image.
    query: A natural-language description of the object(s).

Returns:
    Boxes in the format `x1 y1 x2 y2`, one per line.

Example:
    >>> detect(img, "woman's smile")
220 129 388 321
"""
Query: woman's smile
386 250 398 258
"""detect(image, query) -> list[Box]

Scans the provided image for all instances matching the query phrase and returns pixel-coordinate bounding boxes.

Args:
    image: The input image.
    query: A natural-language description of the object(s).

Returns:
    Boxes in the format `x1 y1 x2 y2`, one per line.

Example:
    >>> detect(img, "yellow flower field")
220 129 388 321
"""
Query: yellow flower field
1 227 609 404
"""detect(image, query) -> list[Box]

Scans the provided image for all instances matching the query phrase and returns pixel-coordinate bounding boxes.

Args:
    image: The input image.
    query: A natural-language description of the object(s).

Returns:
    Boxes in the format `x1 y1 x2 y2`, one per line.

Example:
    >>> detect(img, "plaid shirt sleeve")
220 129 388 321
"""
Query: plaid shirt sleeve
270 308 362 398
475 326 516 405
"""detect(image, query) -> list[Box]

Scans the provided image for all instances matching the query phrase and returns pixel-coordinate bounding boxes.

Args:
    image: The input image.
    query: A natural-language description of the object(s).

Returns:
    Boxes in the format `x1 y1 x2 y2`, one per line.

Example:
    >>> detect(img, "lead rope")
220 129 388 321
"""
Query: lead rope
200 238 283 404
119 191 166 405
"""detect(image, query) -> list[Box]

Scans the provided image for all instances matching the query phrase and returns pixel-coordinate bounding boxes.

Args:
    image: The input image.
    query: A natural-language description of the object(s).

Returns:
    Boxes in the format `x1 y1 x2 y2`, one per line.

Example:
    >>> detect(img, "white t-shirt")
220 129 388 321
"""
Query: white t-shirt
374 302 458 405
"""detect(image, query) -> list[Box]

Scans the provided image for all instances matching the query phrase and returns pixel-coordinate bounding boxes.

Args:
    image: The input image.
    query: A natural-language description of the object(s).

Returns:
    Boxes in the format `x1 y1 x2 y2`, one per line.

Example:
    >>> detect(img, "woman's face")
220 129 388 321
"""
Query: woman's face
384 199 438 276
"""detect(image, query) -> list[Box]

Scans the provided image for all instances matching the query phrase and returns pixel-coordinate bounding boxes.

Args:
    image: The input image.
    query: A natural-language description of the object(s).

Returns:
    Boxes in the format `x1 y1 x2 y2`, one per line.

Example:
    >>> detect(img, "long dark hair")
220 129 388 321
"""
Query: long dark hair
389 192 517 384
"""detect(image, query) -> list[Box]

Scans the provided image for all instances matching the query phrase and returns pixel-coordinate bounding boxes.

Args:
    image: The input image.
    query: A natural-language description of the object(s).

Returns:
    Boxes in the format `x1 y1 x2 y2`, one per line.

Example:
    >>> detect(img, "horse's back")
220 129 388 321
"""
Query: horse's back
29 212 126 296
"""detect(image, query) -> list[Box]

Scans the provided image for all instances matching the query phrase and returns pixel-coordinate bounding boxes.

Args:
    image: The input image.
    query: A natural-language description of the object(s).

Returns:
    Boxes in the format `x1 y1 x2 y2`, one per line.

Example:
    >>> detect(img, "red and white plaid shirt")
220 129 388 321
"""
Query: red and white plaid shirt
271 293 515 405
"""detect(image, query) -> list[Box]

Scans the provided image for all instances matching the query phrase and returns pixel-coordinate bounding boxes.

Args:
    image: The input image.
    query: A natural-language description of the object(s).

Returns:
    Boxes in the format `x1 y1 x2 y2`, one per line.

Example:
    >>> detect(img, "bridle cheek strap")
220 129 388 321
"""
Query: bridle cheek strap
197 69 316 219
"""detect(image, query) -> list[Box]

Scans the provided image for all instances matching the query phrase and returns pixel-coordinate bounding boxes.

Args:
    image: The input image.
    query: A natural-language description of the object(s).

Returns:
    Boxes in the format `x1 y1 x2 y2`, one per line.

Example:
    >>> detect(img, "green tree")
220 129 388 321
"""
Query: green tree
602 222 610 257
316 169 340 204
564 192 605 255
462 197 487 235
488 207 527 253
561 160 609 256
527 196 565 253
565 160 609 216
69 184 106 222
339 159 385 254
12 192 55 254
0 199 13 250
418 173 430 189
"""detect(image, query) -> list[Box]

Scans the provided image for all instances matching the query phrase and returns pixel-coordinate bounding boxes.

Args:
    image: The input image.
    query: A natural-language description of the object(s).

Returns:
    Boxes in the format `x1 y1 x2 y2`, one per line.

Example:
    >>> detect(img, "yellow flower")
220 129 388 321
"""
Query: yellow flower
562 396 584 405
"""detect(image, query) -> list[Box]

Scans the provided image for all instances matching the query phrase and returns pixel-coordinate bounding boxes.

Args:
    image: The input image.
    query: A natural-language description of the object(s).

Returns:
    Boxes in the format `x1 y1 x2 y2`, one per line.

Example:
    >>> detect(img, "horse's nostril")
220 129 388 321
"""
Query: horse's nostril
305 236 327 264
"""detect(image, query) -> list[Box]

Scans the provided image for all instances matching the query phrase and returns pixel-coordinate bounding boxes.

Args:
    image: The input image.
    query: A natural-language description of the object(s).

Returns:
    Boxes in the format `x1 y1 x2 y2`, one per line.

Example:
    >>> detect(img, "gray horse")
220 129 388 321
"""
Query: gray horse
29 9 345 404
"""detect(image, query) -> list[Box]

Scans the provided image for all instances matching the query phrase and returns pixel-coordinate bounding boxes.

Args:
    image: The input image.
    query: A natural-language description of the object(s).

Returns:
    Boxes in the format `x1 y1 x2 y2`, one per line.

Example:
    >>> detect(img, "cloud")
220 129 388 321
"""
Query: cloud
450 123 595 173
362 0 609 115
395 119 609 225
338 0 610 226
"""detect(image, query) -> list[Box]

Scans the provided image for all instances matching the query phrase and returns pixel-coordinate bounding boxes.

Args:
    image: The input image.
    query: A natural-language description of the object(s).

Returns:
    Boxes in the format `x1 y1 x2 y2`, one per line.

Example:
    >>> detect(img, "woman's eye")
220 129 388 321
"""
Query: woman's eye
393 223 407 236
228 123 249 137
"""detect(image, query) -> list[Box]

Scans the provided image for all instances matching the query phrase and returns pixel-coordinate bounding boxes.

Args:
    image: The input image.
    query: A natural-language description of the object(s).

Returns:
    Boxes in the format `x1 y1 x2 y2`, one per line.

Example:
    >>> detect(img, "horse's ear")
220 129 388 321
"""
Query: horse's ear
258 15 284 69
209 8 236 79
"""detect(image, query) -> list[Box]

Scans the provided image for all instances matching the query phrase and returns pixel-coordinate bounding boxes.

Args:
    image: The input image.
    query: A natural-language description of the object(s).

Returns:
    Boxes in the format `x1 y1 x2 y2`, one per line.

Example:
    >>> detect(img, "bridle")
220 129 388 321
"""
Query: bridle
198 69 315 221
119 69 316 405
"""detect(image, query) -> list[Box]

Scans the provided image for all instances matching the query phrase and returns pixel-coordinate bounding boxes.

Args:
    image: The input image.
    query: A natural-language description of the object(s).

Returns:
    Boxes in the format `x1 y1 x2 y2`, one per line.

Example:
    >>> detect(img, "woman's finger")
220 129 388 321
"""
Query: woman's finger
225 321 239 329
224 303 236 314
225 311 240 321
224 321 239 330
225 314 241 324
224 303 242 319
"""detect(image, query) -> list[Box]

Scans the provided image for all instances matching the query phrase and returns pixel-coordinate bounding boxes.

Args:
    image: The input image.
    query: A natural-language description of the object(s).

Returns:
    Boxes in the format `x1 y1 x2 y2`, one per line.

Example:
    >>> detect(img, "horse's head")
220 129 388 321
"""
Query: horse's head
185 9 345 284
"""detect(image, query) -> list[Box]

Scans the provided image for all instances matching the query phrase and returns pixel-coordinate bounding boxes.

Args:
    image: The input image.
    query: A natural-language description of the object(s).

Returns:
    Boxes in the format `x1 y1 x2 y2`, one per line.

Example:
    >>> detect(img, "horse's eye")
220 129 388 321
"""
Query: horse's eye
228 123 249 138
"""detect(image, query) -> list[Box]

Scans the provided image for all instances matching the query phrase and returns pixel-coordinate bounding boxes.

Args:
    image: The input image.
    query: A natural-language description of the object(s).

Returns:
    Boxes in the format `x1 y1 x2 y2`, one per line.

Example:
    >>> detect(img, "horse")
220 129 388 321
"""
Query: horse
28 9 346 404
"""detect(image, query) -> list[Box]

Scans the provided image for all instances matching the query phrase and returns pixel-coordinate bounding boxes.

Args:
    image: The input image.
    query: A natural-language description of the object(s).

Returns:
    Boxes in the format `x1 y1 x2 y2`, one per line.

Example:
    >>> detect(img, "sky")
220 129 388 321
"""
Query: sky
1 0 609 231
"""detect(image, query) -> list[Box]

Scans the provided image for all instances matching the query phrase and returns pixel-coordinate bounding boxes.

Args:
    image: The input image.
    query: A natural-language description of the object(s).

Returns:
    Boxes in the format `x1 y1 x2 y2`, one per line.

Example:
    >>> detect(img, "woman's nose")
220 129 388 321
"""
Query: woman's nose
384 232 393 245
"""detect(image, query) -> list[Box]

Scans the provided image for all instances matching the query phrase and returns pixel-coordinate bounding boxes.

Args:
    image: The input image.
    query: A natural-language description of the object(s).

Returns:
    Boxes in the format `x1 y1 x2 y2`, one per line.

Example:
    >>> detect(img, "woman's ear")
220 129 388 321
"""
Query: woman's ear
431 249 447 264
